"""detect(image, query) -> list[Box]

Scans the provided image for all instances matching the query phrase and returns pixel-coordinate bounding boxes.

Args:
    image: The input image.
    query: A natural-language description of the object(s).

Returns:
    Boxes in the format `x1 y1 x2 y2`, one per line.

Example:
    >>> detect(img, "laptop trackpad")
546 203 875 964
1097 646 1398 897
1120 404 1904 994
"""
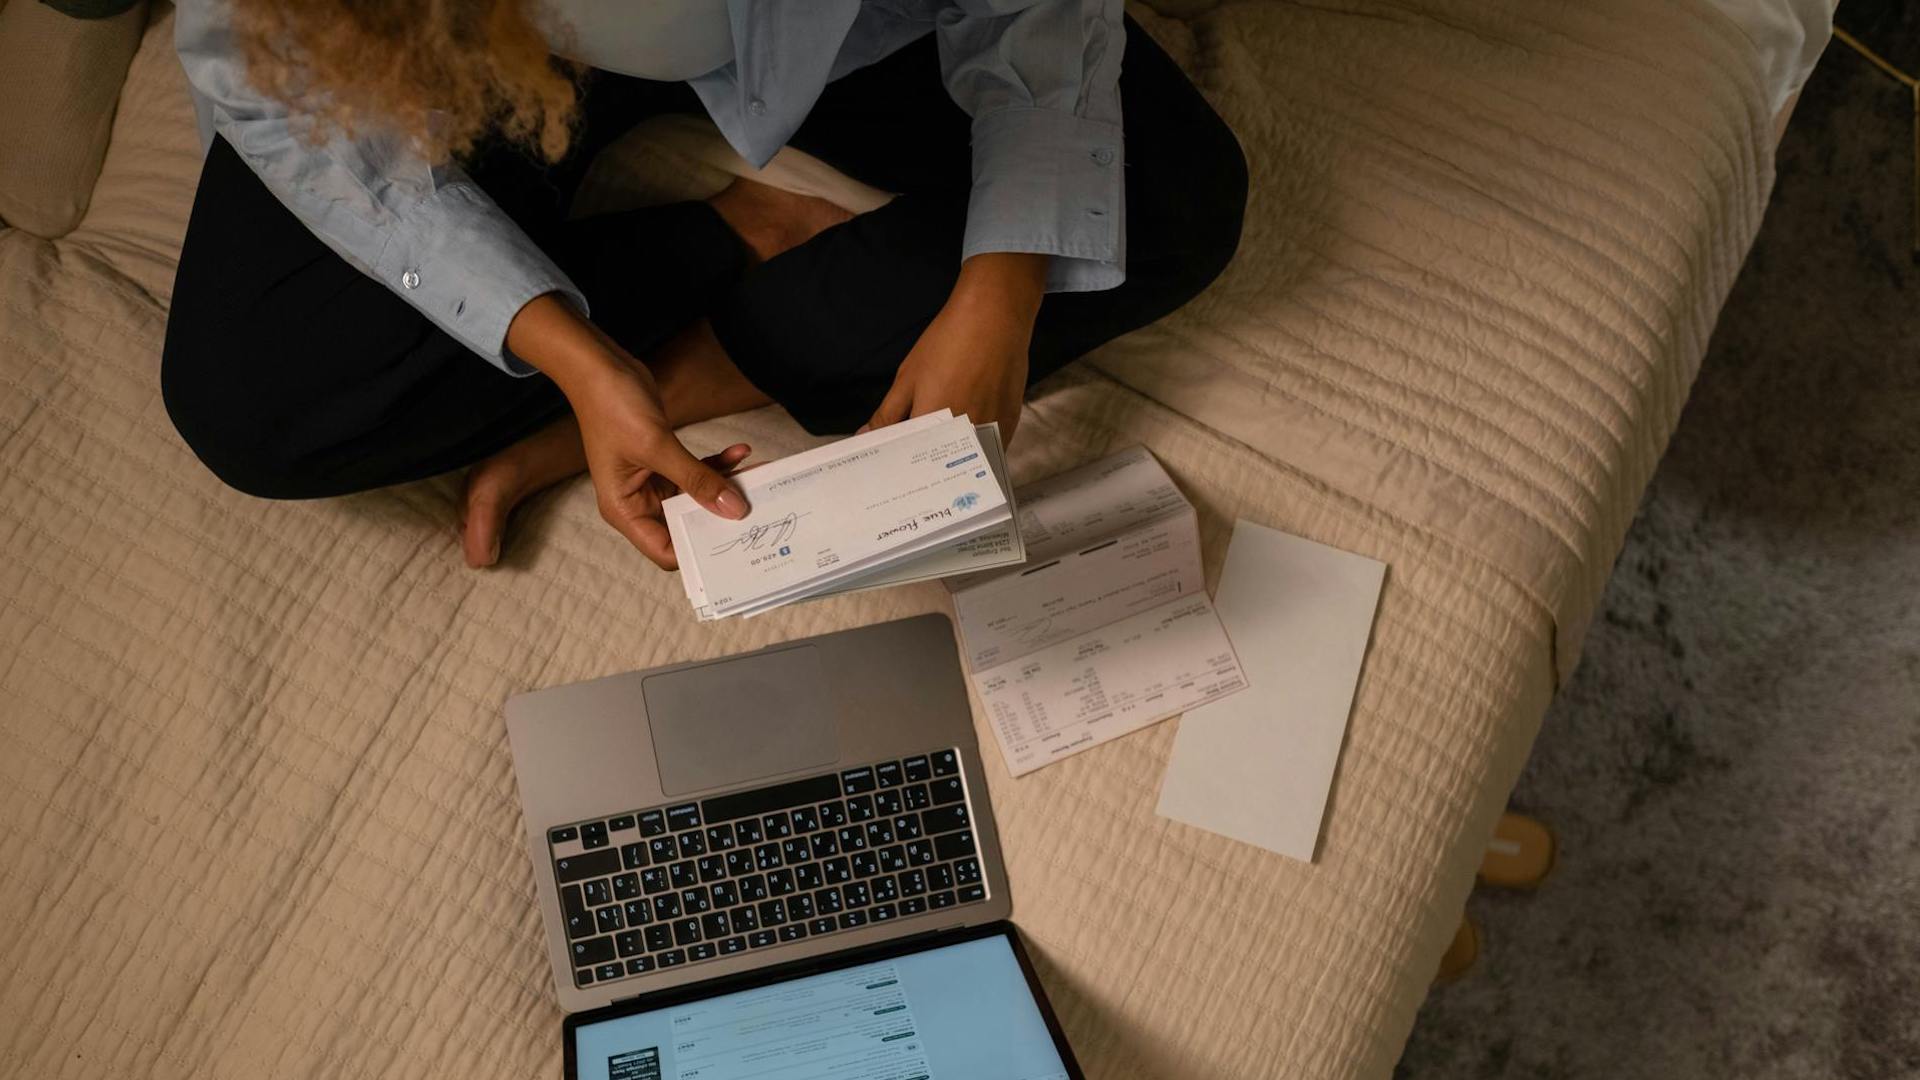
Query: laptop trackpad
644 644 840 796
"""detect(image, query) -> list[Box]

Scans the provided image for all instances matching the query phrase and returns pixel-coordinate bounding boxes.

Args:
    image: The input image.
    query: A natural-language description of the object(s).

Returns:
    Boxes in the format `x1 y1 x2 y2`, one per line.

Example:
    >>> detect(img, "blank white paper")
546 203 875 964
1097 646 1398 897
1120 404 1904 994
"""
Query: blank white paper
1155 519 1385 862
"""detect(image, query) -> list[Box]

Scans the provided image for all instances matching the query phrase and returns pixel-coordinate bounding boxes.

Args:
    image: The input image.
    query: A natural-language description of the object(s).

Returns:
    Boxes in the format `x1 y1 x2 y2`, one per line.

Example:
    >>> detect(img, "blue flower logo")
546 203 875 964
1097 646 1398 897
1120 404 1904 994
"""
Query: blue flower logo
953 492 980 511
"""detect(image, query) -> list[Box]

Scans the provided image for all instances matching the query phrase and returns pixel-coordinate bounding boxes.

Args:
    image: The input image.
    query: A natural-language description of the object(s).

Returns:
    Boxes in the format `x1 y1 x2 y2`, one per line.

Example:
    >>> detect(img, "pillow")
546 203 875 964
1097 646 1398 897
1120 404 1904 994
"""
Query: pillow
0 0 149 237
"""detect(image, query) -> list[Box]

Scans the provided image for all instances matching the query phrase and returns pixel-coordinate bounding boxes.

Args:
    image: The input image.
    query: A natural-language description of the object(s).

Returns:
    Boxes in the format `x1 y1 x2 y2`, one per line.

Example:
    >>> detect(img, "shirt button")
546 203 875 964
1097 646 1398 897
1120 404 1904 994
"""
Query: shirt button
1090 147 1116 167
748 98 768 117
401 269 421 290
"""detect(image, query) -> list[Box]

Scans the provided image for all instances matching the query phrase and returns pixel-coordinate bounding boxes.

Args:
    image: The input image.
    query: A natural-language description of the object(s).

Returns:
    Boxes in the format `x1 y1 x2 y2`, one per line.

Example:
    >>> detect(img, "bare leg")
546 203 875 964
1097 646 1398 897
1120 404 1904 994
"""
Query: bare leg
460 179 846 567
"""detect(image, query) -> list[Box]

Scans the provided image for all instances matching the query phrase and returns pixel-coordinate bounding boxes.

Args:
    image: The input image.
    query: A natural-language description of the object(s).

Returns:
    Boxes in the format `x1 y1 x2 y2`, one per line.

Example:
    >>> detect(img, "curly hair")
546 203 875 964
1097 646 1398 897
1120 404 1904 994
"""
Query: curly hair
229 0 578 163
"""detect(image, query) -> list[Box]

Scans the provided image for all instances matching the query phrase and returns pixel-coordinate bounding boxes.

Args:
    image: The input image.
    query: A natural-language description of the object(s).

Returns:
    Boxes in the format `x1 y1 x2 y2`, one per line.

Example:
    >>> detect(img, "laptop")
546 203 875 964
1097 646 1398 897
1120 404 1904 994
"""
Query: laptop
506 613 1084 1078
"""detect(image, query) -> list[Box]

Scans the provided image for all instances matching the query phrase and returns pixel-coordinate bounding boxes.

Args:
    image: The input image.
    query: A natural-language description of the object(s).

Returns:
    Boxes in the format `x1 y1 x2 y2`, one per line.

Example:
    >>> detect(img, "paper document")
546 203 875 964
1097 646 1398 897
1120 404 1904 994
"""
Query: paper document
949 446 1247 776
665 411 1025 619
1156 519 1385 862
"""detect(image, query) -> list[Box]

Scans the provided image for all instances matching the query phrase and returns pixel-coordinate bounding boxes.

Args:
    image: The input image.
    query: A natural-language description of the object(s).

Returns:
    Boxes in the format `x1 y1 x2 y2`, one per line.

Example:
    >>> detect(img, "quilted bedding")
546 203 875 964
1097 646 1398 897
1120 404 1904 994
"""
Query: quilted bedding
0 2 1775 1077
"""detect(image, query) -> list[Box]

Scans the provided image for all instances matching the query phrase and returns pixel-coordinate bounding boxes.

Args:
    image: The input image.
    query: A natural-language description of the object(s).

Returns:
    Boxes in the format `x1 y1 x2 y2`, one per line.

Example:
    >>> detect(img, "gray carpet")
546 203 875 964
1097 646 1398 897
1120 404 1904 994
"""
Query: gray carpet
1394 11 1920 1080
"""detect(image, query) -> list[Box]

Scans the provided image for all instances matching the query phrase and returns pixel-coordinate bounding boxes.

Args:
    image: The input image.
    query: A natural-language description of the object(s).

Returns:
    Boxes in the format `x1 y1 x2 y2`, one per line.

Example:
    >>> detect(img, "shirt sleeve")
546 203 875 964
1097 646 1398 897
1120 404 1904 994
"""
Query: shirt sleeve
935 0 1126 293
172 0 587 375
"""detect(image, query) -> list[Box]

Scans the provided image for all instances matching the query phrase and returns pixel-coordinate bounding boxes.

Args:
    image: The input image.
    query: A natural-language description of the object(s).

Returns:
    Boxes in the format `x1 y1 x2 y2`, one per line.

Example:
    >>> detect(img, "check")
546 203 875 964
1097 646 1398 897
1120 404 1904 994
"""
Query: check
665 412 1013 618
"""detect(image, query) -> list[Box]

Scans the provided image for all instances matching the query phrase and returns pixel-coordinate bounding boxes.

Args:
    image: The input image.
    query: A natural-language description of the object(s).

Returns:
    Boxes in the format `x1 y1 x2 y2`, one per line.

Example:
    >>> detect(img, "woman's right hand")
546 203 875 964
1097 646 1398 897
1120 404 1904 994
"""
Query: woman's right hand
508 294 750 570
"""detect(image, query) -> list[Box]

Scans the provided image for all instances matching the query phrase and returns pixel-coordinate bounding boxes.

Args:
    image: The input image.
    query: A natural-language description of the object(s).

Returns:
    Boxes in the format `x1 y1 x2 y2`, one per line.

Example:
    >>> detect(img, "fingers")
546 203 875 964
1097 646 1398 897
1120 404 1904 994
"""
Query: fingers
657 436 750 520
600 498 680 570
703 443 753 475
865 376 913 435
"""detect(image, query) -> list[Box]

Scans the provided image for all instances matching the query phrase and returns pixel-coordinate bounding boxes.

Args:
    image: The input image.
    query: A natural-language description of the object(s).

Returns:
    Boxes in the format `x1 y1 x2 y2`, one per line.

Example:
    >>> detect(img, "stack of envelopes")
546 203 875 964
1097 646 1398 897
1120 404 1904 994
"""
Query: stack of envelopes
664 410 1024 619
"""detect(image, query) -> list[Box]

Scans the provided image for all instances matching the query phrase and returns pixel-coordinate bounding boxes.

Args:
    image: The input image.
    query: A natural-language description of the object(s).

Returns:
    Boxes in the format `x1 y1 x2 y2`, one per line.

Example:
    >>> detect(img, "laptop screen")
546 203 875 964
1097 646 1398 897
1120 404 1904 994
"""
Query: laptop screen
570 932 1073 1080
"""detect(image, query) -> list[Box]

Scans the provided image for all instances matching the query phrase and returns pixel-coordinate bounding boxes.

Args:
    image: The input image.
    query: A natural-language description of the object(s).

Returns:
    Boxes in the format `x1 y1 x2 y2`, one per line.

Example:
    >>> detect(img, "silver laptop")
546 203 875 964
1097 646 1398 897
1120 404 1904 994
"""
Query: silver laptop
505 612 1030 1014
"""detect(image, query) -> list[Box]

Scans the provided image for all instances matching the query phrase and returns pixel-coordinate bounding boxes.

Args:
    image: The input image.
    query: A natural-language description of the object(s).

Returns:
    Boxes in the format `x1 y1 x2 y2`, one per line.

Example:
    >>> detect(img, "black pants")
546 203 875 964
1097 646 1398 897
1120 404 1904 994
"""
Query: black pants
161 21 1248 499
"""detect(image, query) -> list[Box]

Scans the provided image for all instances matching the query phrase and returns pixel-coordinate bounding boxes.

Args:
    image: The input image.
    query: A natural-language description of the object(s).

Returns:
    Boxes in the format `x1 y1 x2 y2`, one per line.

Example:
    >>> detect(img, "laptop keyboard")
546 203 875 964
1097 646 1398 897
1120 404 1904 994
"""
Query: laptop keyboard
548 748 988 989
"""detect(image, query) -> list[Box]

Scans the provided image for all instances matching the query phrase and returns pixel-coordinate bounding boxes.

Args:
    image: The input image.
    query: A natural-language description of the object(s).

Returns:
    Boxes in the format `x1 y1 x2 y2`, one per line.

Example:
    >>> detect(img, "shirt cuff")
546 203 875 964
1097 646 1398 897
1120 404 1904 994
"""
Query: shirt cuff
370 181 591 376
963 107 1126 294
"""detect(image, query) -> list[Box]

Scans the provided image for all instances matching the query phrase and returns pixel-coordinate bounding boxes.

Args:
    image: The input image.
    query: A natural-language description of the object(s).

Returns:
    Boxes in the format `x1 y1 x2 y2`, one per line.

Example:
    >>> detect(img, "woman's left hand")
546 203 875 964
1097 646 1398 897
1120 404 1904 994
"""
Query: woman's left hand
863 252 1048 444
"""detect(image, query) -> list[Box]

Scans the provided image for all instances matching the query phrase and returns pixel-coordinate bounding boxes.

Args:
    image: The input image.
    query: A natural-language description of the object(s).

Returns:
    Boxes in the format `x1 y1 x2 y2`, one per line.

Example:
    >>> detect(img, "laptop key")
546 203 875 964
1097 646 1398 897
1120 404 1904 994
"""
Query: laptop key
790 806 819 833
928 864 953 890
851 852 879 879
846 795 876 822
689 943 717 962
719 936 748 956
930 890 957 909
680 888 710 914
616 930 645 958
870 903 898 923
900 897 927 916
595 906 624 933
840 766 876 794
595 961 624 983
549 826 578 845
865 820 894 846
730 906 758 934
762 813 792 840
701 912 730 940
903 784 931 811
571 936 616 968
899 869 927 897
709 881 738 908
657 949 686 968
836 826 866 852
921 804 969 834
779 922 808 942
904 841 935 867
823 857 852 884
786 894 815 921
957 884 986 904
754 843 783 871
768 869 797 897
809 917 837 936
697 856 728 883
608 814 636 832
620 843 648 870
705 825 735 851
669 861 698 890
839 910 869 929
738 874 768 902
810 832 839 859
624 900 651 926
580 822 609 849
892 815 922 841
613 872 641 901
758 899 788 927
734 818 763 845
930 777 965 805
793 862 824 891
934 831 976 861
651 894 681 921
724 850 753 877
843 881 871 908
902 755 932 783
581 878 613 907
874 789 903 816
641 867 668 895
556 848 620 884
644 925 672 952
817 800 847 828
638 810 667 837
671 918 701 946
931 749 959 776
749 930 779 949
872 876 899 904
676 829 706 856
875 761 903 788
574 968 594 987
648 835 678 863
626 956 656 975
782 838 810 865
666 804 701 832
815 887 843 914
953 858 982 885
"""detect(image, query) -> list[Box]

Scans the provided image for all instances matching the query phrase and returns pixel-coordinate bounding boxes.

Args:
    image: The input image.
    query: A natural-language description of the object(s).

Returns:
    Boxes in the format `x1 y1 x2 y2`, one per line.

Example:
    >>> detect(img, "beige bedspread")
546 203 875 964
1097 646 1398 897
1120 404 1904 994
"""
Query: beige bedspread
0 2 1775 1076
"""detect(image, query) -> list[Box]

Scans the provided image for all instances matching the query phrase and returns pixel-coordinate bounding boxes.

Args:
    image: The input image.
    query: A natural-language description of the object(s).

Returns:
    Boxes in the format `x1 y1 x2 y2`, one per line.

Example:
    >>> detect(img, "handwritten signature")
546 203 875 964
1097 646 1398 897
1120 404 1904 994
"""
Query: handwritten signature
710 512 801 555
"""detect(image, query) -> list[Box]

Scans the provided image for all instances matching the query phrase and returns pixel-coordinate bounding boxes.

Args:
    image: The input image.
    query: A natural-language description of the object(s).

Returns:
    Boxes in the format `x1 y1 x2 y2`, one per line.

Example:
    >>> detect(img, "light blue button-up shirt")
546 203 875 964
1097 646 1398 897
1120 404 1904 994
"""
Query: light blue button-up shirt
174 0 1126 376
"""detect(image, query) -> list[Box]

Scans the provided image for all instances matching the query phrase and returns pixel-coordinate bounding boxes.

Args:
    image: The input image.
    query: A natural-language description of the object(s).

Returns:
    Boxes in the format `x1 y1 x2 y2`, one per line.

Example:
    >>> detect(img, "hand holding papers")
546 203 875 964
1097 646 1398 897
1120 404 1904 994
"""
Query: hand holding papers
948 447 1248 776
663 411 1024 619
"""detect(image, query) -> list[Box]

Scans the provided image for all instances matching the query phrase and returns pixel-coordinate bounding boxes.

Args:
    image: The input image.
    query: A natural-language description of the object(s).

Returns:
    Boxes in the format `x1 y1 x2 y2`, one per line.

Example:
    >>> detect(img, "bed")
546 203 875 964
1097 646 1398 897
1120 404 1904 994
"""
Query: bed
0 0 1809 1075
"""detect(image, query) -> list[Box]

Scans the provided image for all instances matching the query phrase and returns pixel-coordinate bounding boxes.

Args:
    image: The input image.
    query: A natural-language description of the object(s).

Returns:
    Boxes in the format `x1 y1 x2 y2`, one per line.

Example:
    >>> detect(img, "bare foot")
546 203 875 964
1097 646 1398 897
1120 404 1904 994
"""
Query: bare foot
708 177 854 264
460 413 588 568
